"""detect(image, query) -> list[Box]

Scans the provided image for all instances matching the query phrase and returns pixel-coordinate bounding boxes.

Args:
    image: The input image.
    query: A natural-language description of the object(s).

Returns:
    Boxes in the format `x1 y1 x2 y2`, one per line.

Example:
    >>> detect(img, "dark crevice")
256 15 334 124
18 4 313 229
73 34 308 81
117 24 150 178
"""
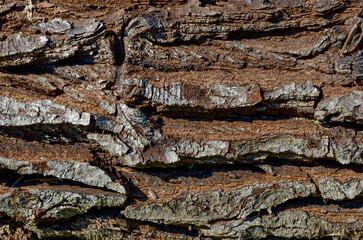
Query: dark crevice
128 99 318 123
0 75 64 97
129 162 266 182
313 158 363 173
176 154 321 168
37 207 125 230
0 123 112 144
128 98 363 130
226 26 328 42
273 196 363 213
3 61 100 76
107 30 125 66
1 49 100 72
2 64 56 75
122 158 361 182
200 0 226 7
124 95 324 123
322 121 363 131
0 169 121 195
126 218 200 238
157 106 316 121
37 207 200 239
36 205 124 229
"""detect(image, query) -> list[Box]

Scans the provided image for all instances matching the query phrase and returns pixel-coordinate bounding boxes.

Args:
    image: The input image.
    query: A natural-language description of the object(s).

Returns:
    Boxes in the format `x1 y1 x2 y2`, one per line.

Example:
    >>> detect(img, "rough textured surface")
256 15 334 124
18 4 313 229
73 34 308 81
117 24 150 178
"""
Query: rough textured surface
0 0 362 239
203 202 363 239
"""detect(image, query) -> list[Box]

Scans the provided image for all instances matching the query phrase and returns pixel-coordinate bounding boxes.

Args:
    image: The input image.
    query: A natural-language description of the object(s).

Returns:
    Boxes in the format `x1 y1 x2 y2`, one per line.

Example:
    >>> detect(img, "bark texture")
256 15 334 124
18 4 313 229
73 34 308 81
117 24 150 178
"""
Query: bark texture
0 0 362 239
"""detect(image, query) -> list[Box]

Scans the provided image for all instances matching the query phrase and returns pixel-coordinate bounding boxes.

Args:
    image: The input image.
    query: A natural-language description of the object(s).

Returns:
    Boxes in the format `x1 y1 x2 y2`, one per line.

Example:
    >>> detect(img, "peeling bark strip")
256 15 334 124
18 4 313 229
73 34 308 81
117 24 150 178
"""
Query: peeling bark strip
0 0 362 239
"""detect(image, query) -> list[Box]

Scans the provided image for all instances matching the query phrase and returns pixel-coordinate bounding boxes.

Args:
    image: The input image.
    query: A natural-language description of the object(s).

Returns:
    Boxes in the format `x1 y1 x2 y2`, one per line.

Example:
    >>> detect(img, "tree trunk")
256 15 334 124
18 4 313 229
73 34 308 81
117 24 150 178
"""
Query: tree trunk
0 0 362 239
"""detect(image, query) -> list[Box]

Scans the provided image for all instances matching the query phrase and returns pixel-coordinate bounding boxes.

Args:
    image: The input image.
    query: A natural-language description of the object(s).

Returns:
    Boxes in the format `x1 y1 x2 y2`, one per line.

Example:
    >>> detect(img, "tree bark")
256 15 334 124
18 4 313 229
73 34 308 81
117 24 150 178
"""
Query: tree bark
0 0 362 239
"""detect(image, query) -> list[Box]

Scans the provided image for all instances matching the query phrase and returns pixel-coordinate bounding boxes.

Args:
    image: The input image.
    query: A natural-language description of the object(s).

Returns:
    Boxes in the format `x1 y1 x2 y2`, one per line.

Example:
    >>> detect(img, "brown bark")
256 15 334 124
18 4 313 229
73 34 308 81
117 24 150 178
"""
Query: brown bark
0 0 362 239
